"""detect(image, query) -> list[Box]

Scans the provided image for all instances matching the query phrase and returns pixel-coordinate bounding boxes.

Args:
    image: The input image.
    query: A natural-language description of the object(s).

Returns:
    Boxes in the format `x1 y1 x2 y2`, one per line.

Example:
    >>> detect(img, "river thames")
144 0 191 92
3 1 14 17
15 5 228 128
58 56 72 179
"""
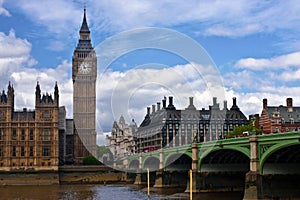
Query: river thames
0 184 244 200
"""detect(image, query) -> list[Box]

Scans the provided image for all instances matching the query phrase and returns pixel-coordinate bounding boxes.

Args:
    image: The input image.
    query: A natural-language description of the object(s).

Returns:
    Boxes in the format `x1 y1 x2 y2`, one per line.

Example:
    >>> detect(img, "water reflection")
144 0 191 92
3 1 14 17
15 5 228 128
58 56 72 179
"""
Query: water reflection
0 185 243 200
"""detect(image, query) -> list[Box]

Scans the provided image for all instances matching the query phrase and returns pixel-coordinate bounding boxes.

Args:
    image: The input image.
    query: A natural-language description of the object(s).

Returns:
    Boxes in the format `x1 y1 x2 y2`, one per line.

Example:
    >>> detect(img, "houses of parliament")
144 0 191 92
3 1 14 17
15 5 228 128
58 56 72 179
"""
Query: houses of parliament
0 8 97 171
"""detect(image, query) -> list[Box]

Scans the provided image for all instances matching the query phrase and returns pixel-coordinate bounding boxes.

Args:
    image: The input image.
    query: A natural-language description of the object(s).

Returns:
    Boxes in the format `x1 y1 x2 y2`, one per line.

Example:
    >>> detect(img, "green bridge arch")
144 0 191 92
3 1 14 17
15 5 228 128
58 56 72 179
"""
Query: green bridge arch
142 154 160 169
163 151 192 167
259 140 300 173
198 145 250 170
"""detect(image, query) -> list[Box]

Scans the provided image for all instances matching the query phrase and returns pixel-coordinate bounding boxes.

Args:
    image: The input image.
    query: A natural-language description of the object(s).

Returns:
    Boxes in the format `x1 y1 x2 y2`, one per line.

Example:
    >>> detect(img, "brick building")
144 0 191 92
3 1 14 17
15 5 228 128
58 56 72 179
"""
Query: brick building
259 98 300 134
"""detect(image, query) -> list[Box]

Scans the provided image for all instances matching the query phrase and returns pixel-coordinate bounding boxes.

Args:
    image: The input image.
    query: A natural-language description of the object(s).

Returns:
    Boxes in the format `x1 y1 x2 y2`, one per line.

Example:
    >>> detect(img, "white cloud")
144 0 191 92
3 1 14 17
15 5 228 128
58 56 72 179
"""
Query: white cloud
97 132 110 146
89 0 300 37
0 0 10 16
7 0 300 39
96 63 226 132
0 29 37 84
10 60 72 117
234 52 300 70
13 0 81 35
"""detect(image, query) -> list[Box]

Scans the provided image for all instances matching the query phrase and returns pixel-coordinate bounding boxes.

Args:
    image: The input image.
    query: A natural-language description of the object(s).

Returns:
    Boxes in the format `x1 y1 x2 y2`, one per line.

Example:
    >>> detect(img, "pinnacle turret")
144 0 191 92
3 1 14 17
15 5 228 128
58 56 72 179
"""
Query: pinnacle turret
80 8 90 34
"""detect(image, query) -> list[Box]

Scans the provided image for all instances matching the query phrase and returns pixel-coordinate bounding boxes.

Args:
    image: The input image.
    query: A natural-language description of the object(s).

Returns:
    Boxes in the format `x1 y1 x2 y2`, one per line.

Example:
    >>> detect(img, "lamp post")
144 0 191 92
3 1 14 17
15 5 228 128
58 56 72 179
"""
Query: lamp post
251 116 256 135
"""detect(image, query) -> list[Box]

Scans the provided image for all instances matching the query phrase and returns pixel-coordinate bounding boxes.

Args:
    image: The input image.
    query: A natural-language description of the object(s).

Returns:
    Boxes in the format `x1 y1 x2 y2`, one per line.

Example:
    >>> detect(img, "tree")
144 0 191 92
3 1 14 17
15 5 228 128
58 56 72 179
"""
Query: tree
226 125 263 138
82 155 101 165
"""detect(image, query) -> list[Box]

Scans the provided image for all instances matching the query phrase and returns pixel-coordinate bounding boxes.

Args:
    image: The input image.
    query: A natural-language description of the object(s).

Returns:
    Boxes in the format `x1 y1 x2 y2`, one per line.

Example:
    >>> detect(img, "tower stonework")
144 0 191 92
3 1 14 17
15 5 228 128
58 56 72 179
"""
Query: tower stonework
0 82 59 172
72 8 97 164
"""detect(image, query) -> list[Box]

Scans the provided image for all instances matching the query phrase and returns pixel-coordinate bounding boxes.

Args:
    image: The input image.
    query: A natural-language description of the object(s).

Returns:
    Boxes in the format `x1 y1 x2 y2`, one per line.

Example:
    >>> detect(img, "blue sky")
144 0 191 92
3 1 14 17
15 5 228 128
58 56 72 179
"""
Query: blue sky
1 0 300 144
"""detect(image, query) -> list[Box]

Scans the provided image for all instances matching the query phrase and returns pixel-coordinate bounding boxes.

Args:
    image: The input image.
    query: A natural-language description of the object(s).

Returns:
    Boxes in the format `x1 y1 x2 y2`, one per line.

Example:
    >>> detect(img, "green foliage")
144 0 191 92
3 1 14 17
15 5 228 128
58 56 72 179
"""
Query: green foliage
82 155 101 165
225 125 263 138
96 145 112 159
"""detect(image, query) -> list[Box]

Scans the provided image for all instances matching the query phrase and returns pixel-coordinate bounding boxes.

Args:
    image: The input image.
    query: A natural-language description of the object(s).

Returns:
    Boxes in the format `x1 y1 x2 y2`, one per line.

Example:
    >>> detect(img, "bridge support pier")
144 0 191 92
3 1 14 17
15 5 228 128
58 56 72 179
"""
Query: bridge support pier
133 153 146 186
243 171 263 200
153 148 165 188
243 135 263 200
185 143 199 193
133 171 147 187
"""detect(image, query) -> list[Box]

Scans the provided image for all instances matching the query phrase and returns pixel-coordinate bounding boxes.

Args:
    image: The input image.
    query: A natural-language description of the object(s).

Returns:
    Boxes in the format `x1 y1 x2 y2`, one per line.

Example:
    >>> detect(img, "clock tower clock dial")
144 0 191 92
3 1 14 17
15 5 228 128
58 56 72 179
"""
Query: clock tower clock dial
79 62 91 74
72 7 97 163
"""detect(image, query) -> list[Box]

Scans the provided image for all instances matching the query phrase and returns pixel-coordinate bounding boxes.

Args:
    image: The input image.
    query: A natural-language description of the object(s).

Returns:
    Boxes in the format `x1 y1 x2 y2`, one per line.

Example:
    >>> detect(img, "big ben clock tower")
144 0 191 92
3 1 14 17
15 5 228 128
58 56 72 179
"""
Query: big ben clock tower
72 7 97 163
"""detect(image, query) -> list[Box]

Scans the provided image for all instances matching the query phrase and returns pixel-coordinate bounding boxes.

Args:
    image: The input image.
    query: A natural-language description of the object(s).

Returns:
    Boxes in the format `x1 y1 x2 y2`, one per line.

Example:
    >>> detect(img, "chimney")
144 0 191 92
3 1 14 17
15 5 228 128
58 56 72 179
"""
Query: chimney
213 97 217 105
157 102 161 111
168 96 173 106
147 107 150 115
189 97 194 106
223 100 227 110
162 99 166 108
263 98 267 109
287 98 293 112
287 98 293 108
233 97 237 106
152 105 155 113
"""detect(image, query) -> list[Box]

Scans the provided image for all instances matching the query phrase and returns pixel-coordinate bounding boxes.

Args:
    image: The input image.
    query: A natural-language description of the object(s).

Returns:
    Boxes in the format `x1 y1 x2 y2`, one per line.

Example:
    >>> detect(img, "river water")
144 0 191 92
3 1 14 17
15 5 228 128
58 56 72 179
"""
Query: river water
0 185 244 200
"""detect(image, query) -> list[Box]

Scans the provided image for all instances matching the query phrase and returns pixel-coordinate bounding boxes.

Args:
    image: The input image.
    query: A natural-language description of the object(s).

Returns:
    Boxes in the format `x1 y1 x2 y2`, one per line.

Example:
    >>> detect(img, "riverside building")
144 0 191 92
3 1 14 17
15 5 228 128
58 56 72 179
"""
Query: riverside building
135 96 248 153
0 82 60 171
259 98 300 133
106 116 138 159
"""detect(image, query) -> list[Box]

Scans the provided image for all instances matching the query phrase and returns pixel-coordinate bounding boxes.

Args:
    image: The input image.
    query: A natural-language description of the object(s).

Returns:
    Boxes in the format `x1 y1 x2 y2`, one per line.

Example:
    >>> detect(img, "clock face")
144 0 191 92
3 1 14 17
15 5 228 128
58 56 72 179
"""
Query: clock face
79 62 91 74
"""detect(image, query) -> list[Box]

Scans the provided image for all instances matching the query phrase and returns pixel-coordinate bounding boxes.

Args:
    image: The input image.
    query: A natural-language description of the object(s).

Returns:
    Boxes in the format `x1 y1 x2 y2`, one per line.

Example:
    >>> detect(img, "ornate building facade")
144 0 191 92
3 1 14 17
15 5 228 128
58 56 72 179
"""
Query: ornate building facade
72 8 97 164
0 82 59 171
259 98 300 134
106 116 137 159
135 96 248 153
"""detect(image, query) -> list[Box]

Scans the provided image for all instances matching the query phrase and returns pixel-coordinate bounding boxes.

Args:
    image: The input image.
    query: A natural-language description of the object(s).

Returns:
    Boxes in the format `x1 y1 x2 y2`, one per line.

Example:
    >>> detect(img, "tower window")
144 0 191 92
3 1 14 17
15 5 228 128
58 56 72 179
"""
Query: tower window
0 129 4 140
21 129 25 140
42 129 50 141
12 129 17 140
0 146 3 157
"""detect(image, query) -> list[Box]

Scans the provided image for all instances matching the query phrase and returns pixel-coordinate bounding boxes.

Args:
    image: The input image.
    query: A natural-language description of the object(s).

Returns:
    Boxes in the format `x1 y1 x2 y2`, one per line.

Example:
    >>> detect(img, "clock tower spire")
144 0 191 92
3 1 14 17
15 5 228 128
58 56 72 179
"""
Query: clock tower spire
72 5 97 164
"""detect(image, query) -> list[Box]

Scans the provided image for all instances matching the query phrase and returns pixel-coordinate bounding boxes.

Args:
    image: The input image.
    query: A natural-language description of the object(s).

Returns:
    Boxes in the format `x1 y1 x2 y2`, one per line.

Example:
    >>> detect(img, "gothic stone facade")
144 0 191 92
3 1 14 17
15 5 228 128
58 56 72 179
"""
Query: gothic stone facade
106 116 137 160
72 8 97 164
0 82 59 171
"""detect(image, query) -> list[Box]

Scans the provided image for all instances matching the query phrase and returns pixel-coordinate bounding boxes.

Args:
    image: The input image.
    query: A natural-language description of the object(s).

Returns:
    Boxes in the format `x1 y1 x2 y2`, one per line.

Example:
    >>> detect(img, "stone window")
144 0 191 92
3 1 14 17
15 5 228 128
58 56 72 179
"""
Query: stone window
0 129 4 140
42 129 50 141
43 110 50 119
29 129 34 140
29 146 33 157
21 146 25 156
12 129 17 140
21 129 25 140
42 146 50 157
0 146 3 157
12 146 16 157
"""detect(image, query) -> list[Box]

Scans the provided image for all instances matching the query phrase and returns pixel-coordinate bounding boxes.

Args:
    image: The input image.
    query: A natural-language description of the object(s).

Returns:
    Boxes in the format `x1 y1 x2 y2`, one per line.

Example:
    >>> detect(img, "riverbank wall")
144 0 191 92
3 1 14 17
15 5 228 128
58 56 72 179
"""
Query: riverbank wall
0 165 130 185
0 171 59 185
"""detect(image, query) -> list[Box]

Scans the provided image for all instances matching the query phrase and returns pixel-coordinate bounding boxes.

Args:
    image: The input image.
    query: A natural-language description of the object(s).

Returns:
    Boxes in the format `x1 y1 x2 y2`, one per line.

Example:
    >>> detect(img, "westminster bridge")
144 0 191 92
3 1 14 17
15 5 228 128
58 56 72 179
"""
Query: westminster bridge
123 131 300 199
